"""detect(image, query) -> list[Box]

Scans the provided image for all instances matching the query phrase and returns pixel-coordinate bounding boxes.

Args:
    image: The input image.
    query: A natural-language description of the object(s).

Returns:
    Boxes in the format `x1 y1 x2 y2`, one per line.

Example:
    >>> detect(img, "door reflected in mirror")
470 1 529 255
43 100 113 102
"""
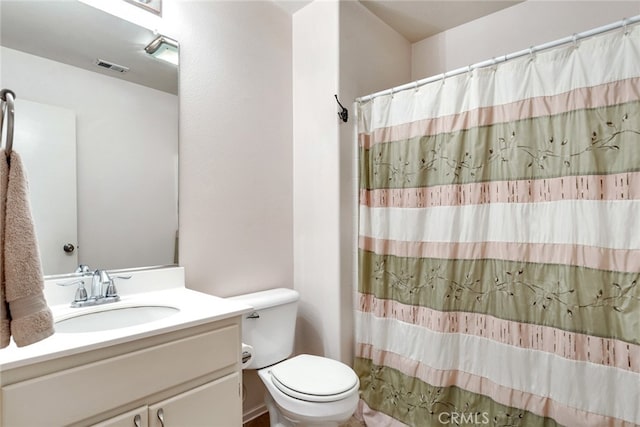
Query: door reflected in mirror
0 0 179 276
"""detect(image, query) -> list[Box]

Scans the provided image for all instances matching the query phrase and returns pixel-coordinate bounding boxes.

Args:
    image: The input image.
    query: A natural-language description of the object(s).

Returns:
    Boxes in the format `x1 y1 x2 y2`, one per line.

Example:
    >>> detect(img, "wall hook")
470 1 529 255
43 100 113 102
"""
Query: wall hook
334 94 348 123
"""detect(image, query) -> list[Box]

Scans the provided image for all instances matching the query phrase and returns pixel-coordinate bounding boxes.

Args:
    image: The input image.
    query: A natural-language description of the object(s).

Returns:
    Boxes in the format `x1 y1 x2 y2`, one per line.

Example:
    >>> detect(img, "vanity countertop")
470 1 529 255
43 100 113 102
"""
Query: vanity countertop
0 268 252 371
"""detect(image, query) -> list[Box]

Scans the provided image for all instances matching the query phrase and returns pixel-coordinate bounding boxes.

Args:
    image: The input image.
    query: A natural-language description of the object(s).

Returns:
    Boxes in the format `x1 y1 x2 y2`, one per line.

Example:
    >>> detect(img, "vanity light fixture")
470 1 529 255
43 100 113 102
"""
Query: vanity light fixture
123 0 162 16
145 35 178 66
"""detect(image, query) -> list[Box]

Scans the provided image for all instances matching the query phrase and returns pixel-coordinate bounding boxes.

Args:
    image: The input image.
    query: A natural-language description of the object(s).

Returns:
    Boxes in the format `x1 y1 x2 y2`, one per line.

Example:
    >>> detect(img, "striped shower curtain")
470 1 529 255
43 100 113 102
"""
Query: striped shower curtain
355 25 640 427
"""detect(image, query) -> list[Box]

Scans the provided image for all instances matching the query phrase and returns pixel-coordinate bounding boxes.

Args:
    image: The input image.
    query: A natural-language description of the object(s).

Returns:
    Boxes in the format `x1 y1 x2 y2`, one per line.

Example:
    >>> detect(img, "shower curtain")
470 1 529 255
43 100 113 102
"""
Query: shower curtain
355 25 640 427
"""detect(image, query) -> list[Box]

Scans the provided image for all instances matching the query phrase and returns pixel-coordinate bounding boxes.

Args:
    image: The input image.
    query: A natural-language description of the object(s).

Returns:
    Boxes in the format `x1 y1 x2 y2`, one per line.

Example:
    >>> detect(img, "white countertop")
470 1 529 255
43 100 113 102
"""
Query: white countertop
0 267 252 371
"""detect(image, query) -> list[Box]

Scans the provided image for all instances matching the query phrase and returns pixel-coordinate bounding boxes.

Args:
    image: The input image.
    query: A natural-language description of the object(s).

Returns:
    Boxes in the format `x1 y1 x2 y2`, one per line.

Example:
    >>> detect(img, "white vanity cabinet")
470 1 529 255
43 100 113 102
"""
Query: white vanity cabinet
147 373 240 427
91 407 148 427
93 373 240 427
0 317 243 427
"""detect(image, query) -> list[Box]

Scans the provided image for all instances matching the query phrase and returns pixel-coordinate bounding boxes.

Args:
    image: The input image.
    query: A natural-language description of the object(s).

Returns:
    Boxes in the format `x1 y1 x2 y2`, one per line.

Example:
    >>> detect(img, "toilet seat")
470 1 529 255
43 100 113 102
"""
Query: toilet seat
269 354 359 403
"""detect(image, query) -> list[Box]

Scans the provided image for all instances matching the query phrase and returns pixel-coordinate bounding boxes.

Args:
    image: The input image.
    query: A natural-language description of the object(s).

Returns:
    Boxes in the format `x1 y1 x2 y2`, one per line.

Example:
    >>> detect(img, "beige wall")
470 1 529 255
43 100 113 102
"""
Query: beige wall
292 0 410 367
412 0 640 80
292 0 341 362
171 2 293 420
337 0 411 364
174 1 293 299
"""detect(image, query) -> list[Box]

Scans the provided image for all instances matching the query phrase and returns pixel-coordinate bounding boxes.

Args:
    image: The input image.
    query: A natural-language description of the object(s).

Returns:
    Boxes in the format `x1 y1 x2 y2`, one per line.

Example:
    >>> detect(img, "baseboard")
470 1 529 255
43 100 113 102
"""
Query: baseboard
243 403 268 424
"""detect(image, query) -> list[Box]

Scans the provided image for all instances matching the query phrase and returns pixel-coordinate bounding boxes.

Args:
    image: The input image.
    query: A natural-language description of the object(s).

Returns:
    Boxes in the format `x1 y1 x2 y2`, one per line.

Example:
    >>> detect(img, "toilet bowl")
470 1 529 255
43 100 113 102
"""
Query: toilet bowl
229 289 360 427
259 355 359 426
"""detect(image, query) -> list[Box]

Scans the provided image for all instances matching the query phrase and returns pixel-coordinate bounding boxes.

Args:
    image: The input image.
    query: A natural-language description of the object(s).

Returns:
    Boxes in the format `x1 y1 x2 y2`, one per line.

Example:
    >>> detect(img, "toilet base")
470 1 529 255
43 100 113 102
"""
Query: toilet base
256 360 359 427
264 393 341 427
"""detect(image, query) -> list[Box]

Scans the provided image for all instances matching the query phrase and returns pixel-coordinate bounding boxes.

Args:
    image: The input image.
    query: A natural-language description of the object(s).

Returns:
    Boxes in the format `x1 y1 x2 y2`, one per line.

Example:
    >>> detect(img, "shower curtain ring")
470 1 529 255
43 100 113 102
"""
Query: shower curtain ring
529 46 536 61
572 33 579 48
622 18 629 35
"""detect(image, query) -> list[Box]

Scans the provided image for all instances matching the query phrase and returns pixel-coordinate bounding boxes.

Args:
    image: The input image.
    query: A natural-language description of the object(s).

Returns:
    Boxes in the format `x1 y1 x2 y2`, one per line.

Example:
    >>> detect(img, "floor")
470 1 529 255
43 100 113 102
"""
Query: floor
244 412 365 427
341 416 366 427
244 413 269 427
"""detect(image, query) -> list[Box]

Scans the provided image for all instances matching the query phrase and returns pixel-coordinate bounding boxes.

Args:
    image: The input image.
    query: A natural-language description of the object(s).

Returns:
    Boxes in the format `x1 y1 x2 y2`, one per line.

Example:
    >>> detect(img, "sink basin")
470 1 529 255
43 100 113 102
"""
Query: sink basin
55 305 180 333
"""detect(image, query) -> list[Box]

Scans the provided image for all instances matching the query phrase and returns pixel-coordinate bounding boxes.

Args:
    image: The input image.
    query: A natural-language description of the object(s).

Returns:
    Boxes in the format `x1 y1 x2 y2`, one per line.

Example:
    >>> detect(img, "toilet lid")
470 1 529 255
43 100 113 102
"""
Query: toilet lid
270 354 359 402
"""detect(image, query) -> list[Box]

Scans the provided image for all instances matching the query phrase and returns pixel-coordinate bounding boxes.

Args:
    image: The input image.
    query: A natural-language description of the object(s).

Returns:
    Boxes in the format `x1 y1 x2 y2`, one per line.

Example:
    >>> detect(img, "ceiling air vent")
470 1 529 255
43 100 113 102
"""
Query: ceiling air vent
94 59 130 73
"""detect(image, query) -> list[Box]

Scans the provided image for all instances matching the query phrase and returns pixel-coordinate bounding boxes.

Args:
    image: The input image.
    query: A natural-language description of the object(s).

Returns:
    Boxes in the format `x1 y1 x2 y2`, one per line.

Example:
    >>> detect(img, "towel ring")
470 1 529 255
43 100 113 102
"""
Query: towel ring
1 89 16 161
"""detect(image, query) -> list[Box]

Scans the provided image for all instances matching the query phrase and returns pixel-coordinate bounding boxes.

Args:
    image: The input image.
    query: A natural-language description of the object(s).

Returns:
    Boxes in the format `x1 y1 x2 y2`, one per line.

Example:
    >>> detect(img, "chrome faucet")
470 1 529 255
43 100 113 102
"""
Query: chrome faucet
58 266 131 308
91 270 110 300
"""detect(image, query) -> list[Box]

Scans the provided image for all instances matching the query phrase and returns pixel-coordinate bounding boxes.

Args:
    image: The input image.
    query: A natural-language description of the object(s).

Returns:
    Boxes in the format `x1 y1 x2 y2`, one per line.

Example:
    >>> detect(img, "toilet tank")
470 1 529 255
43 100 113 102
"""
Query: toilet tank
229 288 299 369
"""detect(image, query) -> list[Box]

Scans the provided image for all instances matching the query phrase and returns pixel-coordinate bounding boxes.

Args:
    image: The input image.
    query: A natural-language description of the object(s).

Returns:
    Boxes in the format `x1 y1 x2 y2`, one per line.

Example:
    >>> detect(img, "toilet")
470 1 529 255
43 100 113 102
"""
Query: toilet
230 288 359 427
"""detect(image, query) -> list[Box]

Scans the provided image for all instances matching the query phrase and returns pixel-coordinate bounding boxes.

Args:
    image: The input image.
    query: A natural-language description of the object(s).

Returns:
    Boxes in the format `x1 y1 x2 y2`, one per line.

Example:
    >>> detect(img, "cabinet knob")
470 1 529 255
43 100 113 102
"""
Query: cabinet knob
133 414 142 427
157 408 165 427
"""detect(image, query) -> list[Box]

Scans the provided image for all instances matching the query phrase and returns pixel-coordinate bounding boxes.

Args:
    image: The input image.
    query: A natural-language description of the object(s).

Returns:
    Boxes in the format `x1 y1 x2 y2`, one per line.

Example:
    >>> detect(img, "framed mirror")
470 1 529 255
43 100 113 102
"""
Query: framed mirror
0 0 179 276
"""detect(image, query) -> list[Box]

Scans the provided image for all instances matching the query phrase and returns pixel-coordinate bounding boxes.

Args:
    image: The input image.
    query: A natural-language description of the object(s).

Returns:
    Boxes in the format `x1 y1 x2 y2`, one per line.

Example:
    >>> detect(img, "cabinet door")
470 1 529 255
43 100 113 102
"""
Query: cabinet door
90 406 148 427
148 372 241 427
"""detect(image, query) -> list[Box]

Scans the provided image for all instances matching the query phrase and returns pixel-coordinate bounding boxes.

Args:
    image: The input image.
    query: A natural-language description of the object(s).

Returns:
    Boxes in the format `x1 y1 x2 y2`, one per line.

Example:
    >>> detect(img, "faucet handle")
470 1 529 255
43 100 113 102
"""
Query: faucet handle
103 275 131 298
75 283 89 302
104 279 118 297
57 279 88 302
57 278 84 287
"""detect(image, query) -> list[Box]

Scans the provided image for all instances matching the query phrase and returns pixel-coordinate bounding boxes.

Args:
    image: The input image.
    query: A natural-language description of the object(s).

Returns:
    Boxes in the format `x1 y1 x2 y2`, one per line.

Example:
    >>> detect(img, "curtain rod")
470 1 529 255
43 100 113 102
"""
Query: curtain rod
356 15 640 103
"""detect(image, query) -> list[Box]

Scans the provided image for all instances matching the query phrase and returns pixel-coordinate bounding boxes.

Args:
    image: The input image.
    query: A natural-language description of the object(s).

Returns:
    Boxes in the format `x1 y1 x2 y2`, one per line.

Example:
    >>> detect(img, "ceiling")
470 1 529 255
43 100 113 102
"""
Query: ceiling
0 0 178 94
0 0 523 95
359 0 523 43
274 0 524 43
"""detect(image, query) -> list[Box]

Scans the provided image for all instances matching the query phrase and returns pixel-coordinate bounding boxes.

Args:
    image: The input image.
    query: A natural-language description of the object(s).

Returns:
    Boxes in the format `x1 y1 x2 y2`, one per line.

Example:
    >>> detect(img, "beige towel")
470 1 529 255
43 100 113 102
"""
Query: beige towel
1 149 54 348
1 149 9 347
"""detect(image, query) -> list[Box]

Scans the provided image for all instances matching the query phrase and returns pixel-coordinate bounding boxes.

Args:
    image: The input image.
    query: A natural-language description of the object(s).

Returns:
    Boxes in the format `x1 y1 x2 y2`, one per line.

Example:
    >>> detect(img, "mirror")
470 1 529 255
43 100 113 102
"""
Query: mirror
0 0 179 276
